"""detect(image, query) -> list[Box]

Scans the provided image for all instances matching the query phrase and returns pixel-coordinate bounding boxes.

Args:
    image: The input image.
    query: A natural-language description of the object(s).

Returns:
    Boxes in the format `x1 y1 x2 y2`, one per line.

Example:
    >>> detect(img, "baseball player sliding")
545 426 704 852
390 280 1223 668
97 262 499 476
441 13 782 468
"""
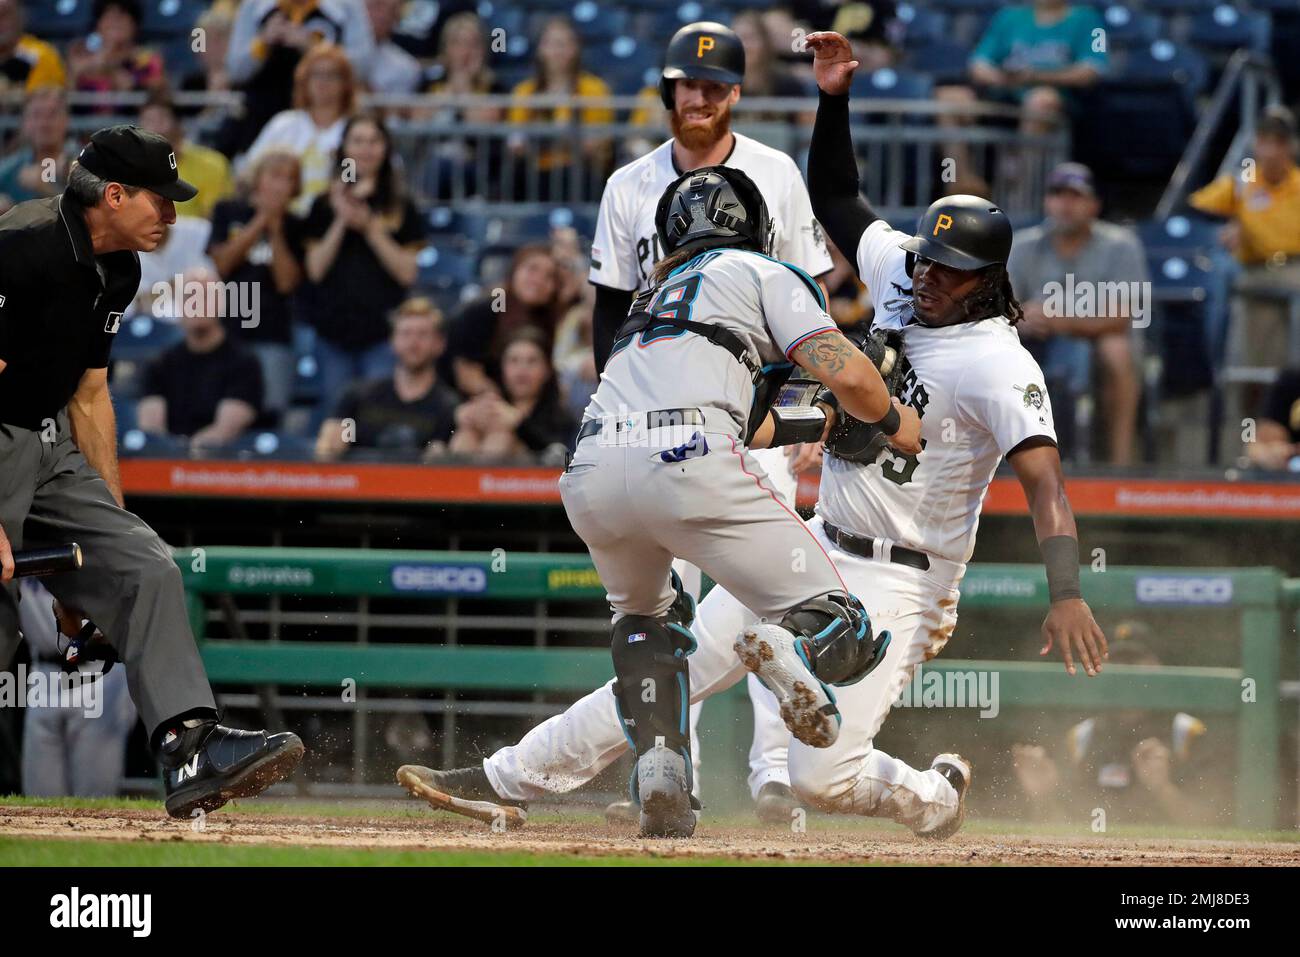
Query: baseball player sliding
589 21 835 823
406 160 921 838
397 32 1109 840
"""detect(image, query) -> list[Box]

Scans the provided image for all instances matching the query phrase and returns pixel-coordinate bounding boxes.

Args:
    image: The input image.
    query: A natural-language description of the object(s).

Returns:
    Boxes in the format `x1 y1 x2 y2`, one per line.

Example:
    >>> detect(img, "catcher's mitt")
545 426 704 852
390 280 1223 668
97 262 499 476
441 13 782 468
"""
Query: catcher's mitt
817 328 908 464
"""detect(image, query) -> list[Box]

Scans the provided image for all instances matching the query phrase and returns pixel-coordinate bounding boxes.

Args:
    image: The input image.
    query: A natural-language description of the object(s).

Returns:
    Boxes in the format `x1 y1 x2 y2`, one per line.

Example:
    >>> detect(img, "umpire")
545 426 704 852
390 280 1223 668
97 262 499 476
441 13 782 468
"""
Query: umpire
0 126 303 816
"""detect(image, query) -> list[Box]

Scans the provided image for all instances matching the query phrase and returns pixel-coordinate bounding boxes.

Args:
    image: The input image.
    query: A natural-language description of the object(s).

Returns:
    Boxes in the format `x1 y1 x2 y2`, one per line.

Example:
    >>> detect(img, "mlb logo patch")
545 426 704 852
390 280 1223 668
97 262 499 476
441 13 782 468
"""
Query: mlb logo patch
663 286 686 304
627 632 648 643
104 311 123 334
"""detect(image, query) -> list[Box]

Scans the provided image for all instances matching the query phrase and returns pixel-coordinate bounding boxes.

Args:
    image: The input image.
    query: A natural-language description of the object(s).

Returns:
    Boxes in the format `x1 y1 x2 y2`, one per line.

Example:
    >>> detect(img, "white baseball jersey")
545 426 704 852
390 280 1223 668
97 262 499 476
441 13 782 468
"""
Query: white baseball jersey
584 248 836 438
815 220 1057 565
589 134 833 295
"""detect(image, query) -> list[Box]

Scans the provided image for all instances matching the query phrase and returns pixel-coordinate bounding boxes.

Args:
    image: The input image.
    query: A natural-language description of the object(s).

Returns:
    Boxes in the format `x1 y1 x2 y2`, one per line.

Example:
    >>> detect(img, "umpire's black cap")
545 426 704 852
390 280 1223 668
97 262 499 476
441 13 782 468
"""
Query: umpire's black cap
899 194 1013 272
75 125 198 202
659 21 746 109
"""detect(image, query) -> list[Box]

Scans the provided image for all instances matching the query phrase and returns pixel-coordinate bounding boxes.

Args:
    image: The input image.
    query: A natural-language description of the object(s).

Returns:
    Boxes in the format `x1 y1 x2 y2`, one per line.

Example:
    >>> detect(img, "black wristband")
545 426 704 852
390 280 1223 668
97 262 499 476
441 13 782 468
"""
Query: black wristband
1041 535 1082 603
872 404 901 436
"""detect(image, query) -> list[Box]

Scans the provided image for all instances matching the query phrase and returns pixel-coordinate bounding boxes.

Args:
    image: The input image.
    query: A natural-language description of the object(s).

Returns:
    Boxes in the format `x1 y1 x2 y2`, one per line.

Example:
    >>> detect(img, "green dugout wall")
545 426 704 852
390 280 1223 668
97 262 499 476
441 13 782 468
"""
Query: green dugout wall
179 548 1289 827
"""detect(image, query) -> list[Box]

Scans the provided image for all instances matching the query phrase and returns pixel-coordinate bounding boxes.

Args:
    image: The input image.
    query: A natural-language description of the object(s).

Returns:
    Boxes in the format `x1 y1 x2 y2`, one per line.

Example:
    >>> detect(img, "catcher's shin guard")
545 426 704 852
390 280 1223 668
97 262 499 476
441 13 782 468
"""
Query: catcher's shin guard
781 592 891 687
610 613 695 768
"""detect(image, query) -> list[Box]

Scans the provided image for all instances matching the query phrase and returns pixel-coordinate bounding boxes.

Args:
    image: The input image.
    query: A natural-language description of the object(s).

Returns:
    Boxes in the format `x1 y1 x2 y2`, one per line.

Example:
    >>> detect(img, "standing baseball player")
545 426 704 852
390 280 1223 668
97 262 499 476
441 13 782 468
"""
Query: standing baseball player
0 126 304 816
589 21 836 822
397 34 1110 841
405 164 920 837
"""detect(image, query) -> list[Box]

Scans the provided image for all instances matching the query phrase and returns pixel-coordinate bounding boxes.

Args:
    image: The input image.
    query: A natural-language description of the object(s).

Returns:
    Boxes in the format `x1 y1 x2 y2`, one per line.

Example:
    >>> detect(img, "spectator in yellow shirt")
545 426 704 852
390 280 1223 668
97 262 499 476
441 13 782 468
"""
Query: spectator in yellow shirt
506 16 613 200
138 91 235 220
1190 106 1300 426
0 0 67 93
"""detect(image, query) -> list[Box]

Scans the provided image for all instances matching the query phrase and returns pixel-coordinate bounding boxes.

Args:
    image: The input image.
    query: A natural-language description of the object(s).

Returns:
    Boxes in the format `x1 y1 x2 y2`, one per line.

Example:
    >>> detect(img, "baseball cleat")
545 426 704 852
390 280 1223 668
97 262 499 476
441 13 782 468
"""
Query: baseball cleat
162 722 305 819
397 765 527 829
636 739 696 839
914 753 973 841
735 623 841 748
754 781 801 825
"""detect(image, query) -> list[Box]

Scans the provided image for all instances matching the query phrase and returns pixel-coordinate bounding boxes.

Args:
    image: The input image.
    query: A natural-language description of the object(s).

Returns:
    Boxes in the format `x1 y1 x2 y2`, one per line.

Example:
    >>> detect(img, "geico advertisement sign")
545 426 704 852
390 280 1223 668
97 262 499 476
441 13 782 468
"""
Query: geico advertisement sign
390 564 488 594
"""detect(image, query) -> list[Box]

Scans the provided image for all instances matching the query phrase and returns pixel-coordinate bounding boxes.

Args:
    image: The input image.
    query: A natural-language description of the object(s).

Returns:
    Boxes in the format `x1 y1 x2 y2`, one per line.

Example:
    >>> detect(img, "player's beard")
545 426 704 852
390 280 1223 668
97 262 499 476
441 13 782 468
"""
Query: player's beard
670 102 732 153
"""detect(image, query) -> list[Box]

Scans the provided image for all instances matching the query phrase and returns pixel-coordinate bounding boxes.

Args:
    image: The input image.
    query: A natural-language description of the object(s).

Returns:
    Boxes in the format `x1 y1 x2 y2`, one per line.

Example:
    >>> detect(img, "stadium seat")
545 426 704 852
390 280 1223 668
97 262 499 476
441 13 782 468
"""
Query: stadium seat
519 206 596 240
139 0 206 40
568 1 630 41
928 0 1003 11
1117 40 1209 95
210 431 317 460
119 429 189 458
1136 215 1221 255
1071 78 1197 180
23 0 93 38
1186 5 1271 54
1141 0 1216 12
903 40 973 86
112 315 184 362
896 3 949 46
426 207 496 245
159 33 199 80
417 245 480 294
1098 5 1165 47
850 67 934 102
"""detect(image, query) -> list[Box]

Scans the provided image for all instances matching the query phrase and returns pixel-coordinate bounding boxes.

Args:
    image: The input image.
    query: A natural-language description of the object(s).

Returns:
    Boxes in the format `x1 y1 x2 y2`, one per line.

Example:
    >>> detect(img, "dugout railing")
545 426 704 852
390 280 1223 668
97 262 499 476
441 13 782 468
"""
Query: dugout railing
177 547 1290 828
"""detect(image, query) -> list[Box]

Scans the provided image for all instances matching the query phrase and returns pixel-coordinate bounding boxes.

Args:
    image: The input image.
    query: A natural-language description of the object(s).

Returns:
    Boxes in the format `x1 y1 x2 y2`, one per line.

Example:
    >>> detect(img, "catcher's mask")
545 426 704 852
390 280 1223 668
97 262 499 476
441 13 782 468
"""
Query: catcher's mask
659 21 745 110
655 165 773 260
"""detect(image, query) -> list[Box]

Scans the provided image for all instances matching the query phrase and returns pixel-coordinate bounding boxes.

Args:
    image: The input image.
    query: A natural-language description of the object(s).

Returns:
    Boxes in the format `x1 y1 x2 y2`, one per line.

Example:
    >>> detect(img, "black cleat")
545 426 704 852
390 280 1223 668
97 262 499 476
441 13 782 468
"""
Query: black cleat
754 781 801 825
397 765 527 828
162 722 304 818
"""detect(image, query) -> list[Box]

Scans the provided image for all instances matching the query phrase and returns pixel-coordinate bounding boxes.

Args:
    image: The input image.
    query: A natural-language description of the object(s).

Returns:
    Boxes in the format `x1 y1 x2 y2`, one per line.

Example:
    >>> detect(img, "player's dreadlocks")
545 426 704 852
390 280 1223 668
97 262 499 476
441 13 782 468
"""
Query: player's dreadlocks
959 262 1023 326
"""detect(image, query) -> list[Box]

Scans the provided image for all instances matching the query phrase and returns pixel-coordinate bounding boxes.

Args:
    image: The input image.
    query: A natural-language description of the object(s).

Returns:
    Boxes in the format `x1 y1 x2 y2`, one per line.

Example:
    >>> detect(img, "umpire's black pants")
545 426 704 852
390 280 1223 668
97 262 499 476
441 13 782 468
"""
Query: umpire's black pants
0 411 216 738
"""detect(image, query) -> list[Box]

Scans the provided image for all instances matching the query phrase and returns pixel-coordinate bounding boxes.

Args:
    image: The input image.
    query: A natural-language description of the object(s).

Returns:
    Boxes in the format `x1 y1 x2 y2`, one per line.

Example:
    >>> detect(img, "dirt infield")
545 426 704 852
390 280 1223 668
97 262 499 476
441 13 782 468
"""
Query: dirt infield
2 802 1298 865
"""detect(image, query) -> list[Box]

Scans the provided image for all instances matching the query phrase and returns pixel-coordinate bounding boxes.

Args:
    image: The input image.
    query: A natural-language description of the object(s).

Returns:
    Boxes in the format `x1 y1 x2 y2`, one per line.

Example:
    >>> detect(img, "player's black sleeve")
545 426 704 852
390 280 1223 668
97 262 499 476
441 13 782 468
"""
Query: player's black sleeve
808 89 881 275
591 282 636 375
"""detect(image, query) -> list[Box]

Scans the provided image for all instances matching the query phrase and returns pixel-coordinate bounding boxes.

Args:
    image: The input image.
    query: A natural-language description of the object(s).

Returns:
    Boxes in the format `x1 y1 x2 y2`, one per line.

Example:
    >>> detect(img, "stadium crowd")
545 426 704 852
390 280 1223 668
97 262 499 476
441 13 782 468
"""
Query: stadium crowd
0 0 1296 471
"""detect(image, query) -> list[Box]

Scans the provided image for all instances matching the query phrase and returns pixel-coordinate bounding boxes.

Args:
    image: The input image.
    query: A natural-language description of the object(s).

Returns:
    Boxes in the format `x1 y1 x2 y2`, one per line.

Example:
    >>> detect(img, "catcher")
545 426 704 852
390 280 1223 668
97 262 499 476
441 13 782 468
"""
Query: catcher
397 34 1108 839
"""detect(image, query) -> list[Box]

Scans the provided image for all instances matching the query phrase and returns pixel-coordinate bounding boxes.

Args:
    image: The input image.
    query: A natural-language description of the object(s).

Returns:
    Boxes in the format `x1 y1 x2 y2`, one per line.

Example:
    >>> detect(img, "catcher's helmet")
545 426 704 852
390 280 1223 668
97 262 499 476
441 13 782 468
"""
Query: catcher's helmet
659 21 745 109
899 195 1013 272
655 165 772 259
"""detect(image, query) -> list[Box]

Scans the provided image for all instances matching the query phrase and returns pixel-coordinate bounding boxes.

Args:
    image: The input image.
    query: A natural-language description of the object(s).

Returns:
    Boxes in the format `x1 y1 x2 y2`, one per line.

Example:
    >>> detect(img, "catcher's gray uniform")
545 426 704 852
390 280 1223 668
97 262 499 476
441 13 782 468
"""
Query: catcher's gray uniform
561 247 843 623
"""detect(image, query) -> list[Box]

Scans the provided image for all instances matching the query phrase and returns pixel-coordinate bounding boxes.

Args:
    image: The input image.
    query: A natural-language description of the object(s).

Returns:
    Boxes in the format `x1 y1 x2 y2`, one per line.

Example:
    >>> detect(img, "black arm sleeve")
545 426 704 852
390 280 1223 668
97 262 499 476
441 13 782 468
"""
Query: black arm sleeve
591 282 636 375
808 90 880 275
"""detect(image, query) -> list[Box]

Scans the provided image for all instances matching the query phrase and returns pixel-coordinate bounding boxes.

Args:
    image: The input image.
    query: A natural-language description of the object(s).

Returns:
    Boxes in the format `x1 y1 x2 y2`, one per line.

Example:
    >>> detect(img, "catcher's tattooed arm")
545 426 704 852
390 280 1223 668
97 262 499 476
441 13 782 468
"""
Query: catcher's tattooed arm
791 330 921 453
1008 439 1109 677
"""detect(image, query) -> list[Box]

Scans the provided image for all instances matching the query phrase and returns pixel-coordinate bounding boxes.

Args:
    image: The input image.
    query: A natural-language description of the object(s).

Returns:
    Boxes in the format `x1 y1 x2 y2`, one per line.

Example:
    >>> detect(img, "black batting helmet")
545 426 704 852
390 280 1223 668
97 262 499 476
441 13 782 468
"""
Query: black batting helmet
655 165 772 258
899 195 1013 272
659 21 745 110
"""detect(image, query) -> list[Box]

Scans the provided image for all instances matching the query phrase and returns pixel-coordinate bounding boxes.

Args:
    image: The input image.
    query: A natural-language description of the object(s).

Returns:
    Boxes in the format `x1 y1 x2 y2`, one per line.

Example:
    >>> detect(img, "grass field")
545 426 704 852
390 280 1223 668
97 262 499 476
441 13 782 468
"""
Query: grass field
2 796 1297 866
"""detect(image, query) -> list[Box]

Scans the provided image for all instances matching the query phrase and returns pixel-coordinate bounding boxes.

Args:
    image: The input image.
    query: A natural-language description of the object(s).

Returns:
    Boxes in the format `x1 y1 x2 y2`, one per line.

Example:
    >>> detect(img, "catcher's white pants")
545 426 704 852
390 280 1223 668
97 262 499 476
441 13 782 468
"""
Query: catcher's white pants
678 447 795 800
485 514 965 831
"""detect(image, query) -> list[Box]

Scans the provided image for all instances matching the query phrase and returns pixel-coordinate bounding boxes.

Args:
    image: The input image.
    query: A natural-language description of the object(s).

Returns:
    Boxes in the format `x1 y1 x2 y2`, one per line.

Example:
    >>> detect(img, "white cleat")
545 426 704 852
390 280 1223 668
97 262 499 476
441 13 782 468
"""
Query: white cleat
637 738 696 839
735 623 841 748
914 753 973 840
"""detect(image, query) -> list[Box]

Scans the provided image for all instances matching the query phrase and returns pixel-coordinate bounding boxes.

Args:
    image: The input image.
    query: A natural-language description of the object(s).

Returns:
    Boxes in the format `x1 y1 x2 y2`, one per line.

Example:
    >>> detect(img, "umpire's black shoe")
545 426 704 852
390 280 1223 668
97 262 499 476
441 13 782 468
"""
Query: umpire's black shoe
161 721 305 819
